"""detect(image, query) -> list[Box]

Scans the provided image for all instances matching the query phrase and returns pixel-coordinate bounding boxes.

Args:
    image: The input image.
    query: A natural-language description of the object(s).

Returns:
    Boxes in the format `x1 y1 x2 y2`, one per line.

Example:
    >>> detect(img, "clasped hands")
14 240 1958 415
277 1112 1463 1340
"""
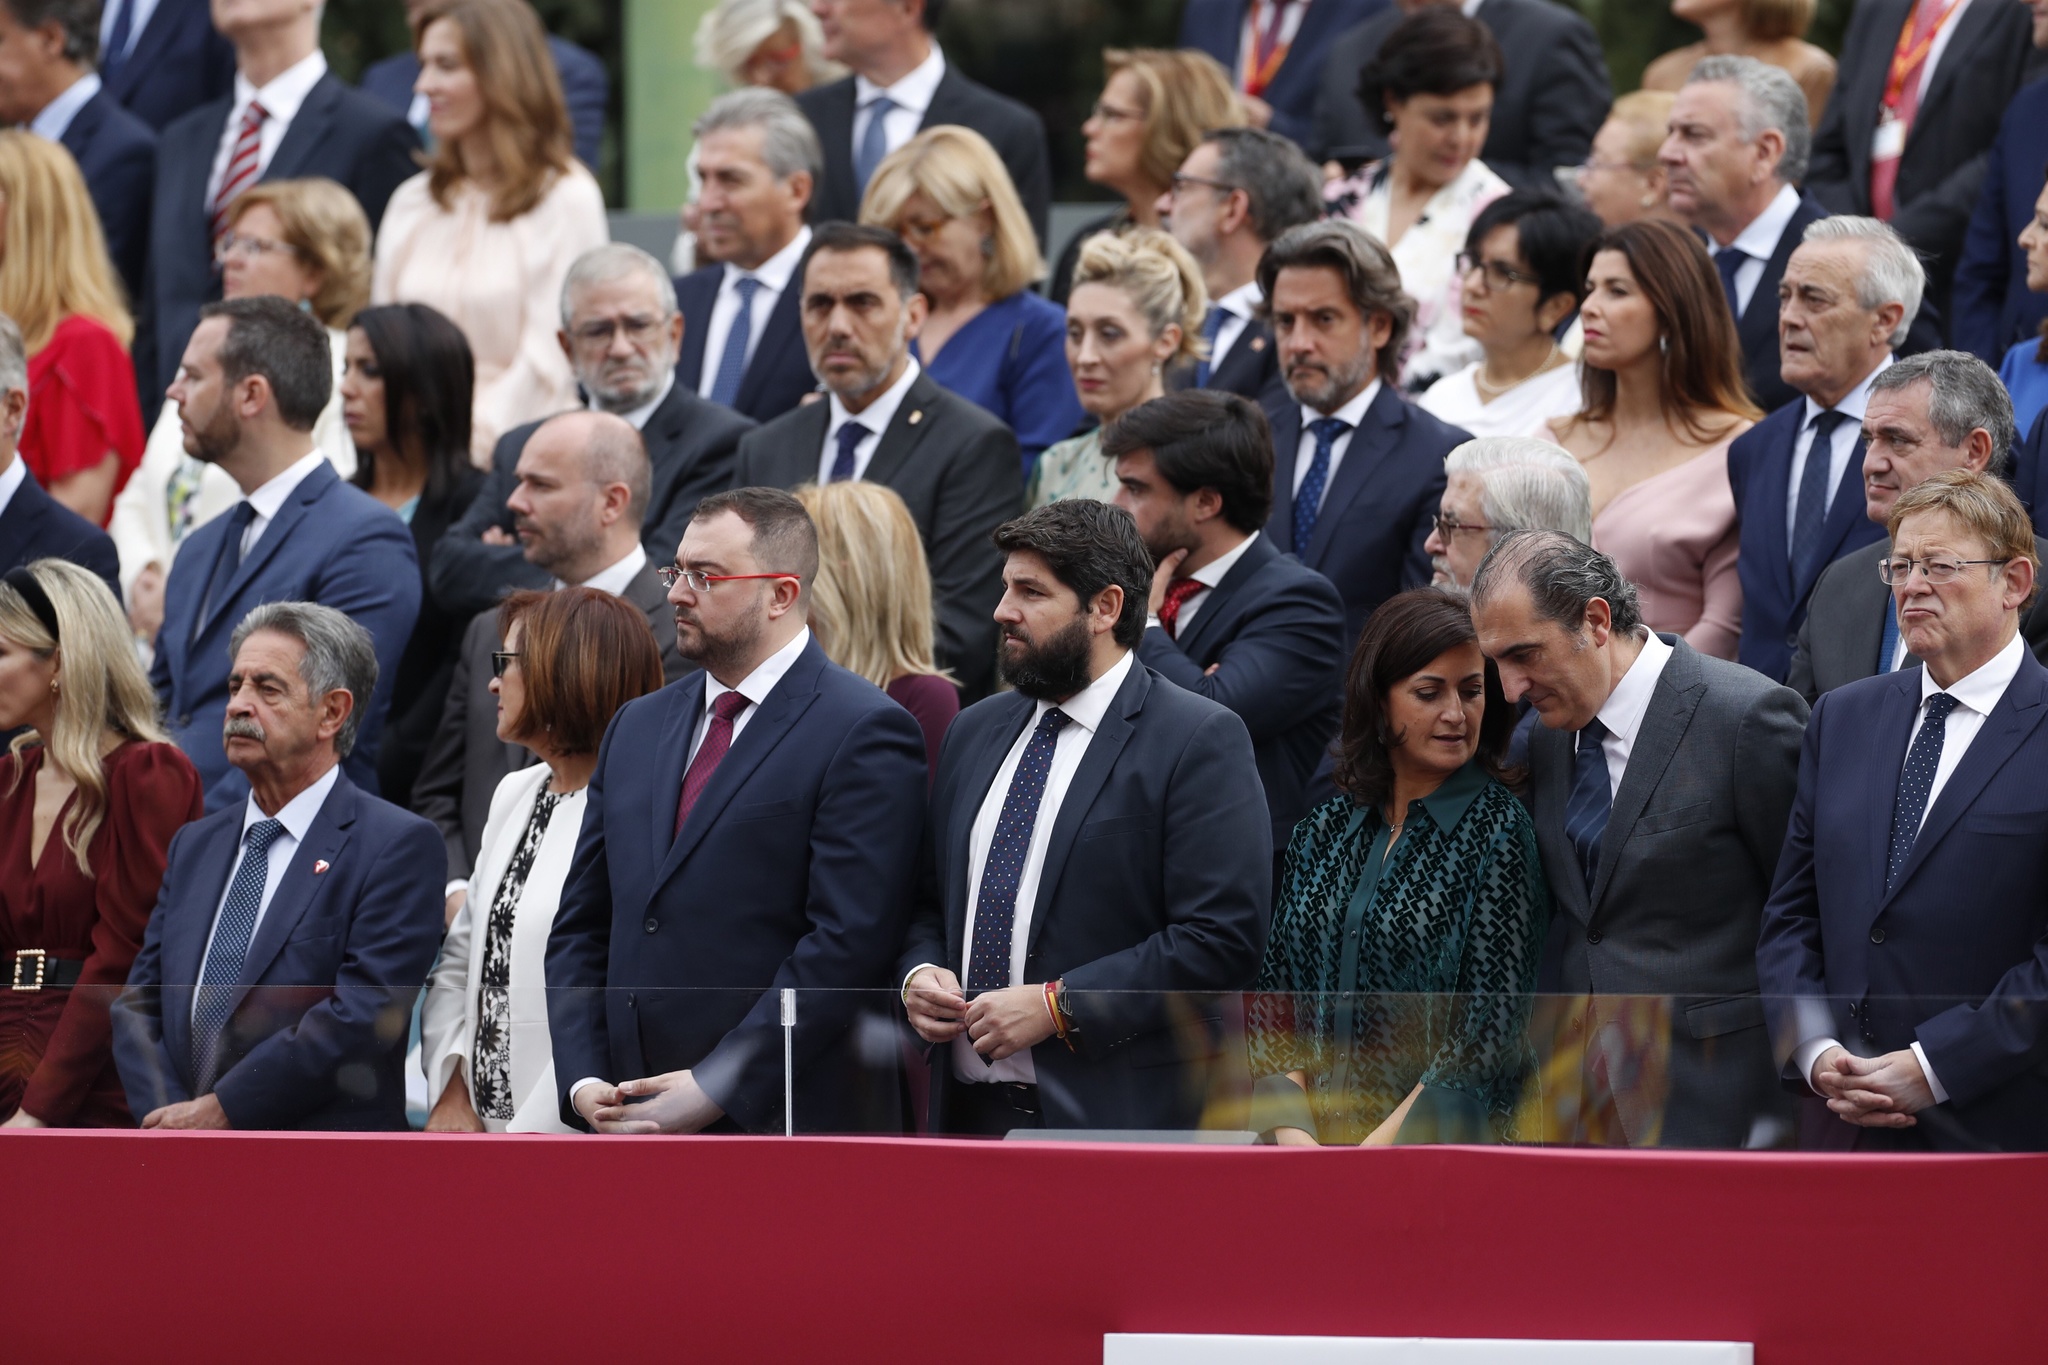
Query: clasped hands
140 1094 231 1129
903 966 1056 1061
1812 1045 1936 1128
573 1069 725 1135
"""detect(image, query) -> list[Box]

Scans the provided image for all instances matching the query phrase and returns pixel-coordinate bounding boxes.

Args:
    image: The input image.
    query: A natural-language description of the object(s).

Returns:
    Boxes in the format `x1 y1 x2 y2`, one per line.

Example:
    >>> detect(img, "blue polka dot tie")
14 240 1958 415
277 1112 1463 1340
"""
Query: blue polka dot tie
1886 692 1959 894
191 818 286 1094
966 708 1069 992
1292 418 1349 554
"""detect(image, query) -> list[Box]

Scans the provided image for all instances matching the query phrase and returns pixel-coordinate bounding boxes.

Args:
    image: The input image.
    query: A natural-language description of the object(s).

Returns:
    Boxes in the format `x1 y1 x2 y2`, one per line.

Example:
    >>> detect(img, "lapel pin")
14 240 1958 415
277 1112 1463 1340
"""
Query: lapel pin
1249 336 1267 352
908 409 924 426
313 860 330 875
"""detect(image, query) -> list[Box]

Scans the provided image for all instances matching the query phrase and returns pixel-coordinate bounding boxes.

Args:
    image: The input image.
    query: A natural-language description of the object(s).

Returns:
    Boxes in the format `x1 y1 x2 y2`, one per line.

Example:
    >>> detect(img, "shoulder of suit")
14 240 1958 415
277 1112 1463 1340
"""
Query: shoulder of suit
160 94 234 142
795 76 855 114
911 377 1010 434
1692 649 1806 714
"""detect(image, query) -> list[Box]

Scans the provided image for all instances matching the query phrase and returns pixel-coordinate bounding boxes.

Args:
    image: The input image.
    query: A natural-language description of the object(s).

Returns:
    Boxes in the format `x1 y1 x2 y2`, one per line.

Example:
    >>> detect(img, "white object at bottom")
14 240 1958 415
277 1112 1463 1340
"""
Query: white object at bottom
1104 1336 1751 1364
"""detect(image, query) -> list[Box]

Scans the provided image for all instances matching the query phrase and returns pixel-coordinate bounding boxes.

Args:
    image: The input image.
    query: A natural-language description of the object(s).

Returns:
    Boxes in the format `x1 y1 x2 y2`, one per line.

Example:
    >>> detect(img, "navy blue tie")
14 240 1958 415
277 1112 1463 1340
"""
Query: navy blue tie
854 95 896 195
1292 418 1348 553
192 818 286 1094
196 501 257 642
966 708 1070 992
1192 305 1228 388
829 421 869 483
1791 410 1850 579
1563 718 1611 897
1886 693 1959 893
102 0 135 79
1878 594 1902 674
1715 247 1750 316
708 275 763 408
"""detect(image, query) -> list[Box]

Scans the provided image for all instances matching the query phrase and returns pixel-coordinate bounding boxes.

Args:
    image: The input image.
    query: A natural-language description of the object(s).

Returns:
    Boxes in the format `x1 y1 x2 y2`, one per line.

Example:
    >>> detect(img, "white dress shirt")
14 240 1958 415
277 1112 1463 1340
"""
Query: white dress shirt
693 225 811 397
1151 531 1259 640
852 46 945 165
599 372 674 431
237 449 326 560
28 73 101 142
1588 629 1675 800
1291 378 1382 509
1717 183 1803 318
0 455 25 521
99 0 162 65
559 543 647 596
819 357 921 485
1207 280 1263 375
1785 355 1889 546
192 763 342 1021
205 51 330 209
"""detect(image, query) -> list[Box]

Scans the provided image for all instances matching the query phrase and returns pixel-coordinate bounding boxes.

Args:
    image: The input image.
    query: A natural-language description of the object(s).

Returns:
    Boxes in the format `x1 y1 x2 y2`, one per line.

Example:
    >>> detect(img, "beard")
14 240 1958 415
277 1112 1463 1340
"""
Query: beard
186 398 242 465
1283 347 1376 413
517 514 605 580
583 360 666 414
675 601 767 678
998 613 1095 701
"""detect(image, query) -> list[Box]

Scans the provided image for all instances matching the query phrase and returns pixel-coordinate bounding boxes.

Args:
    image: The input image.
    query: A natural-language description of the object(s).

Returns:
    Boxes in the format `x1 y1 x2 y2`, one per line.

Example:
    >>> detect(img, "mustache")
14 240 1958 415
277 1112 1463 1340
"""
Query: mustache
223 716 266 742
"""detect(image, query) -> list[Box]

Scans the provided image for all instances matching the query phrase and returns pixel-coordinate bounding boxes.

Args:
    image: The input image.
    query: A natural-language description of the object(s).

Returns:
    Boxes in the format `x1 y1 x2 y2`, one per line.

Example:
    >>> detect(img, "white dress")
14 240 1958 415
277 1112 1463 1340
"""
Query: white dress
1418 361 1584 440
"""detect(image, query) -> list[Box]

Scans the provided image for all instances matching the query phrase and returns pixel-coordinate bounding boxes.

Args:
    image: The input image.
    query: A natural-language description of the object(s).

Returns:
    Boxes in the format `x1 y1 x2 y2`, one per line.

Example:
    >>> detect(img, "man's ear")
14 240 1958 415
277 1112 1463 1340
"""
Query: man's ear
317 688 356 745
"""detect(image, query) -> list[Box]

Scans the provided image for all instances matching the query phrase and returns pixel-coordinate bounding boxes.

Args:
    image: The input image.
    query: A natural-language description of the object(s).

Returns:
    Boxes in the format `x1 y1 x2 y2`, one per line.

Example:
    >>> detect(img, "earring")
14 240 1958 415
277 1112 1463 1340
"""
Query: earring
1640 192 1657 208
50 678 59 695
981 235 995 260
1659 335 1669 355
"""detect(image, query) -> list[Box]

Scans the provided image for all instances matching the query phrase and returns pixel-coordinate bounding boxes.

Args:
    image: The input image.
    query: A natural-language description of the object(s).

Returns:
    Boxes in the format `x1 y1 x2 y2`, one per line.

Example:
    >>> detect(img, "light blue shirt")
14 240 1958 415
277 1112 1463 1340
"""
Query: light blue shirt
27 73 101 142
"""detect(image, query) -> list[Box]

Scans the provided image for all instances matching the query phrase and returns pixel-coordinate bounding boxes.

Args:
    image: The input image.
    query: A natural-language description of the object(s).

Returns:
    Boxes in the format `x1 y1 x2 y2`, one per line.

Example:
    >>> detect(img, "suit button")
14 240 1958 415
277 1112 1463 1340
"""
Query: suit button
1786 632 1799 649
644 918 659 934
1586 929 1603 945
1870 927 1886 944
1847 1002 1857 1016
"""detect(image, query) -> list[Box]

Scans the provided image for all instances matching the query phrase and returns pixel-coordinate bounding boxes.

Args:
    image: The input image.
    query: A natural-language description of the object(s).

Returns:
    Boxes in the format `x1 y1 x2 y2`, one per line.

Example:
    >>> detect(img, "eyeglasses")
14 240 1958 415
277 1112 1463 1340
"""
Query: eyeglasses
1573 158 1643 180
214 231 300 263
1168 173 1239 199
570 315 669 346
1433 512 1495 539
490 651 521 679
1088 99 1142 125
657 567 802 593
1878 556 2011 586
1456 253 1544 292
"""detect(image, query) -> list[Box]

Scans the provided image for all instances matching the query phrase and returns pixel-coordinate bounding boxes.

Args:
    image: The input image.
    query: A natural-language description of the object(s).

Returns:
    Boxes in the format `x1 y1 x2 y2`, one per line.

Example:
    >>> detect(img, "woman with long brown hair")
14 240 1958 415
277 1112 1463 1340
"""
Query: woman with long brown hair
1541 219 1760 659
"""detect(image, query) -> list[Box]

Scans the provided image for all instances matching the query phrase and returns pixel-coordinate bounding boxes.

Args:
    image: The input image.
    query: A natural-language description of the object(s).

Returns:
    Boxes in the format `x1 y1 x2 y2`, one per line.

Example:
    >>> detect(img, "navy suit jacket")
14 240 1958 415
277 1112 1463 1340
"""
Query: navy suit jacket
675 263 816 424
359 38 607 171
1728 395 1887 682
546 636 929 1134
1953 78 2048 365
1177 0 1387 152
1166 315 1287 409
98 0 234 131
899 660 1272 1131
1264 384 1462 647
58 89 156 305
1758 652 2048 1151
150 460 421 812
0 464 120 599
2017 408 2048 540
109 771 444 1130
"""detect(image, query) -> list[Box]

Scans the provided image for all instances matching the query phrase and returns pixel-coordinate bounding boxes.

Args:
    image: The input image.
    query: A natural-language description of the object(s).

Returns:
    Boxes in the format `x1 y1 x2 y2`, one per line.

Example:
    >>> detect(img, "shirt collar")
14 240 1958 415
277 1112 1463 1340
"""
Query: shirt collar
0 454 25 520
1414 757 1490 834
243 450 327 522
1595 629 1675 748
598 371 674 431
828 355 921 443
1921 630 2025 716
1801 351 1891 427
28 72 101 142
568 542 648 596
1728 182 1803 259
232 49 328 124
1300 376 1381 432
705 626 812 712
1031 647 1134 736
1190 530 1259 588
729 223 812 294
242 762 340 841
854 45 946 115
1215 279 1262 319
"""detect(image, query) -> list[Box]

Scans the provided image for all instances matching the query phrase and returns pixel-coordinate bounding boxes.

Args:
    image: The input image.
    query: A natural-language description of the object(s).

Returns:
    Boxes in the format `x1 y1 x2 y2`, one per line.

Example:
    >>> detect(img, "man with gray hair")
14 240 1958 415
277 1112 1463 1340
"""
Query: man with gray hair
1790 349 2048 699
0 312 120 596
1423 436 1592 594
113 601 445 1130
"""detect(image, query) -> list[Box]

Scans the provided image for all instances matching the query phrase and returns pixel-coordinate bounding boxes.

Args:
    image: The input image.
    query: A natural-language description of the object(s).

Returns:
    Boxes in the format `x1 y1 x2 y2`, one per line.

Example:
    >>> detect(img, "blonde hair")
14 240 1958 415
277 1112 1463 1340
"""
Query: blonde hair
416 0 576 222
694 0 842 85
859 126 1044 300
1071 226 1209 368
793 481 948 690
1608 90 1678 170
1743 0 1815 43
2 560 168 877
0 131 132 350
1102 48 1247 191
227 178 374 328
1887 469 2042 610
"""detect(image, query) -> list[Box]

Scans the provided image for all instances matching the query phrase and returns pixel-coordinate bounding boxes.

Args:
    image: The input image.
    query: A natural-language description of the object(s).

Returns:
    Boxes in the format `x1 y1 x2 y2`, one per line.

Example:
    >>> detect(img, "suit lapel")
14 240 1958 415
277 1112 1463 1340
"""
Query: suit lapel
760 401 831 489
1025 664 1147 956
202 463 337 637
263 75 341 183
230 776 357 1017
1797 436 1874 600
1532 723 1591 925
645 673 706 872
676 269 717 391
860 374 941 487
1864 669 1922 913
1177 535 1275 663
0 467 46 555
1265 403 1304 553
165 815 244 1000
1210 320 1273 397
1909 0 1996 144
1305 385 1405 565
1591 640 1705 913
1754 413 1799 605
736 282 807 413
1835 547 1893 681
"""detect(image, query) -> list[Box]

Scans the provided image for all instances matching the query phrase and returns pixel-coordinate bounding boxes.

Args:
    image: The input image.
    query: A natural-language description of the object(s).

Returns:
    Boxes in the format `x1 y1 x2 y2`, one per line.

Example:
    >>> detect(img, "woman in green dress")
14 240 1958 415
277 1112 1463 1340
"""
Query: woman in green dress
1249 586 1549 1145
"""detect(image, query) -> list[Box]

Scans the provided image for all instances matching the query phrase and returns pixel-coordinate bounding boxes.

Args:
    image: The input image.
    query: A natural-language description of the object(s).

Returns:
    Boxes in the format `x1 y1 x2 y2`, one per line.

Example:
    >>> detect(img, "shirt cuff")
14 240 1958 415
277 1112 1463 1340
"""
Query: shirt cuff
901 962 943 1004
1909 1040 1949 1105
1795 1036 1842 1094
568 1076 608 1114
444 879 469 901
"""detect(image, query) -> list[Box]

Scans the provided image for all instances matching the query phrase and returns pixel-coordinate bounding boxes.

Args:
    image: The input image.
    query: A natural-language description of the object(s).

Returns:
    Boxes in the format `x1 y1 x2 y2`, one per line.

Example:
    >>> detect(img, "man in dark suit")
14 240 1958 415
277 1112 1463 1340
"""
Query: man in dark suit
430 245 754 624
143 0 418 399
1472 531 1806 1147
112 602 443 1130
1177 0 1386 152
901 500 1271 1134
798 0 1050 247
2018 407 2048 536
95 0 234 131
1258 220 1464 650
1759 470 2048 1152
1789 350 2048 699
1160 128 1323 411
1730 217 1924 683
1311 0 1609 188
152 299 419 812
734 223 1020 700
359 0 607 169
1952 10 2048 364
0 318 119 595
673 89 822 424
547 487 928 1135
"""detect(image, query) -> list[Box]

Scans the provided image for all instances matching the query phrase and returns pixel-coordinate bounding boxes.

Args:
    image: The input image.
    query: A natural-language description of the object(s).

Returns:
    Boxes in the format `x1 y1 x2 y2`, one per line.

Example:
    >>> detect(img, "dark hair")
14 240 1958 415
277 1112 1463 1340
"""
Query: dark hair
2 0 96 64
693 485 821 591
347 303 474 505
197 295 333 431
1468 529 1645 637
991 500 1152 649
1465 191 1605 309
1100 390 1274 533
498 587 663 756
1201 127 1325 244
1333 588 1514 808
1257 220 1415 382
1356 7 1505 137
800 221 921 300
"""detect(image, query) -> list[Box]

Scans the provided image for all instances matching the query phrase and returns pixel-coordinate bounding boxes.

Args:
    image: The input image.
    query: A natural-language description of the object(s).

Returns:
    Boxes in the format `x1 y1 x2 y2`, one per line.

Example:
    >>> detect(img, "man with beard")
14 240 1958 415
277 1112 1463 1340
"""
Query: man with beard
1422 438 1593 597
546 487 928 1134
733 222 1021 700
900 499 1272 1134
150 297 419 813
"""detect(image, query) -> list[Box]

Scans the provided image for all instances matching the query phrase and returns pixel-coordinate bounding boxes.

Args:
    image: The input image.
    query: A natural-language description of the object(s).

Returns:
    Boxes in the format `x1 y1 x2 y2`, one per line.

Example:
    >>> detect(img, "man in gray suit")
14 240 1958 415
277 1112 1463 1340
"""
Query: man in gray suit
1789 351 2048 701
1472 531 1807 1148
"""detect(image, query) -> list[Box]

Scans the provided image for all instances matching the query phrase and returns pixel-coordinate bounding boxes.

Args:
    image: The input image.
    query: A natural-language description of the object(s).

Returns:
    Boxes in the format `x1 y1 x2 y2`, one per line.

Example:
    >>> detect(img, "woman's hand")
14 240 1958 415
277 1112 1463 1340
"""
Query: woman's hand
1362 1083 1425 1147
1 1108 49 1129
426 1072 485 1133
1272 1126 1318 1147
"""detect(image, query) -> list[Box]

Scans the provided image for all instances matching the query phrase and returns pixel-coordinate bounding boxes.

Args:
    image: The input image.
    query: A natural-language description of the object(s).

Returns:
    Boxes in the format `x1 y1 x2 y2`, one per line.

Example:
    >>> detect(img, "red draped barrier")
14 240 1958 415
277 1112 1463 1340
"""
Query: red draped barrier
6 1134 2043 1362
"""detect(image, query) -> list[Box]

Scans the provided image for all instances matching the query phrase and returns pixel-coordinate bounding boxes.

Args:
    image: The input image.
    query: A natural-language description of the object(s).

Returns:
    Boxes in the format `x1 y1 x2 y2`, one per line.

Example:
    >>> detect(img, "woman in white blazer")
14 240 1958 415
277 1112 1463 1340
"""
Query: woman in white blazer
422 587 665 1132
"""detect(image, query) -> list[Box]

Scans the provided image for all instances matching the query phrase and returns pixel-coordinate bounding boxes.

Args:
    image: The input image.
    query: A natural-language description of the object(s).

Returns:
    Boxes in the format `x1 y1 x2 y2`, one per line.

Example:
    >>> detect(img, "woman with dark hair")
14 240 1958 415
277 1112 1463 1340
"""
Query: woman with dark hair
1541 219 1761 660
340 302 487 808
1420 192 1604 438
1248 587 1546 1147
1998 168 2048 439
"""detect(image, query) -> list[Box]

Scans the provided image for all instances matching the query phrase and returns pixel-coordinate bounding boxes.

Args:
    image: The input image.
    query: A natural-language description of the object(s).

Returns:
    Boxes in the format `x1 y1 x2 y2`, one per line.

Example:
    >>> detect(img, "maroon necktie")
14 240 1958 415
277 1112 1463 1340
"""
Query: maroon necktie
210 100 269 243
1156 577 1205 639
674 690 751 835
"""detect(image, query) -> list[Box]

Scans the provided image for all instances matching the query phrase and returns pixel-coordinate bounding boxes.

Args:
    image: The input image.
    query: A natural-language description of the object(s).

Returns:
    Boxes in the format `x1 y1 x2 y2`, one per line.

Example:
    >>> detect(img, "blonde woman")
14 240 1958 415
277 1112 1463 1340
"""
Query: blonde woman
1643 0 1835 129
109 179 370 643
795 480 958 778
861 126 1084 468
1576 91 1680 229
372 0 609 461
0 132 143 527
1031 227 1207 509
0 561 202 1128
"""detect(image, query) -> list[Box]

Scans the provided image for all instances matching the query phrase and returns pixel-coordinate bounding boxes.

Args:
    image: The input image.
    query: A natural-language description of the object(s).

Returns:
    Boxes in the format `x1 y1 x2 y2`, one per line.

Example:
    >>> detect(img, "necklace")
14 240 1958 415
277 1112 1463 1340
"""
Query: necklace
1473 341 1563 403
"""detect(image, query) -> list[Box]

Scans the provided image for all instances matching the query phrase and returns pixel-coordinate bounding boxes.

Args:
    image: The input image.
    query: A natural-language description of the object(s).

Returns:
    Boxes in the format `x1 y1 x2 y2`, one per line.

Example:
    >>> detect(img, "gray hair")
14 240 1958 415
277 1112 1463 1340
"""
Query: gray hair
560 243 678 330
0 313 25 400
1798 216 1925 349
1687 54 1811 187
230 602 380 759
1202 127 1325 245
693 87 824 187
1870 350 2018 478
1470 529 1644 637
1445 437 1594 546
693 0 841 85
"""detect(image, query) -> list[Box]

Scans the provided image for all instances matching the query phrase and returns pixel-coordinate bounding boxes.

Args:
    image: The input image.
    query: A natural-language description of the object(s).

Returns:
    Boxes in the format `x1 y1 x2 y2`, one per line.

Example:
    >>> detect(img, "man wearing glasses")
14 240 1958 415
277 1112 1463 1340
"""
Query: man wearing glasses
1422 435 1592 595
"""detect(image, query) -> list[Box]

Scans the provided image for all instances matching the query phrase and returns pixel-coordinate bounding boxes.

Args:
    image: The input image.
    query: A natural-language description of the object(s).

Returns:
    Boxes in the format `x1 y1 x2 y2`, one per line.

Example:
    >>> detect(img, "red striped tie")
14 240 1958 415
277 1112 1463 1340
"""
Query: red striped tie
210 101 270 244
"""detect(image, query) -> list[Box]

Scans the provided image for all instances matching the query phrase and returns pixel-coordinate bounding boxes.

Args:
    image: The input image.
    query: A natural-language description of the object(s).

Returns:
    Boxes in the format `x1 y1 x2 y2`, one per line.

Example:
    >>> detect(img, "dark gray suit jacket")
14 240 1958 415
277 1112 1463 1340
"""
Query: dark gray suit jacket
1787 535 2048 703
733 369 1021 700
1528 635 1806 1147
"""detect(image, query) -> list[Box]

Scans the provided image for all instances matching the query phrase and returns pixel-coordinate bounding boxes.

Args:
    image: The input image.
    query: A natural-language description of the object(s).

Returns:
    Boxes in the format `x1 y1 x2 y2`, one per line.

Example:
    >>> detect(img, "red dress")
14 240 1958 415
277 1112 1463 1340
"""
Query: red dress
20 314 147 525
0 741 203 1125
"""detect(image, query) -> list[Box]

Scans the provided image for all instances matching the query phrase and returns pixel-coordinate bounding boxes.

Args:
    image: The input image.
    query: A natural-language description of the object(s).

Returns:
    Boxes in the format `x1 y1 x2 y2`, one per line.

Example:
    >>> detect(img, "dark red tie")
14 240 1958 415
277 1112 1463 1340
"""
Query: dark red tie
674 690 751 835
1156 577 1205 638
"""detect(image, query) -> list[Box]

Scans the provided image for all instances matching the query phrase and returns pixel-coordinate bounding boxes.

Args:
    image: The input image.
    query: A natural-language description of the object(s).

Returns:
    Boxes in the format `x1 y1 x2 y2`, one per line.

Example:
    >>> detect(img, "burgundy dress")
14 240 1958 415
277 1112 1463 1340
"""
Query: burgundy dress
0 741 203 1125
886 673 961 785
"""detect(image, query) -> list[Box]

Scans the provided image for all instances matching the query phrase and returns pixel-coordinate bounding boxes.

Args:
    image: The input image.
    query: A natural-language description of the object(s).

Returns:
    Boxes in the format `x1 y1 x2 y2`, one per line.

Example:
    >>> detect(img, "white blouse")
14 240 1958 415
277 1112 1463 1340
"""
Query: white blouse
1418 360 1584 440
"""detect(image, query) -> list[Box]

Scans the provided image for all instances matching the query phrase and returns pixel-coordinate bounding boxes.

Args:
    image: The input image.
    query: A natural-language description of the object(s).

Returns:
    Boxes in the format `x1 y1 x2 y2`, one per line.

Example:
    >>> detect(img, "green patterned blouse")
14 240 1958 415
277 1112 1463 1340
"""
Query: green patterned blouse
1248 761 1549 1144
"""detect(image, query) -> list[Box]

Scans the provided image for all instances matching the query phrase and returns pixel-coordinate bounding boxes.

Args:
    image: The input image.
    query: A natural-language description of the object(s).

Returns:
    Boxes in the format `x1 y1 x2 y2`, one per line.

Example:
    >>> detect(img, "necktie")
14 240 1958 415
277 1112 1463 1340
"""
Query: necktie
855 94 896 194
830 421 869 483
1886 692 1960 892
1879 594 1903 674
1562 718 1611 898
675 691 752 835
102 0 135 80
210 100 270 243
1714 246 1750 316
966 708 1070 992
1156 576 1205 638
1791 410 1851 578
708 275 763 408
1192 305 1229 388
196 501 257 641
1291 418 1348 553
191 818 286 1094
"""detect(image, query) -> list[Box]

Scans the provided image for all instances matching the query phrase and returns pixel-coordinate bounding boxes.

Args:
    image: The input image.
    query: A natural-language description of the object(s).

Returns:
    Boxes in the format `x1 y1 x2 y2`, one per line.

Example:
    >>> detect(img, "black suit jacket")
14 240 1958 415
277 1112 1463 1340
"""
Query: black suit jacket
1166 314 1287 409
98 0 234 132
0 463 121 599
797 63 1051 247
734 369 1021 700
58 89 156 306
675 263 816 423
2018 408 2048 539
1177 0 1388 151
1310 0 1610 187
